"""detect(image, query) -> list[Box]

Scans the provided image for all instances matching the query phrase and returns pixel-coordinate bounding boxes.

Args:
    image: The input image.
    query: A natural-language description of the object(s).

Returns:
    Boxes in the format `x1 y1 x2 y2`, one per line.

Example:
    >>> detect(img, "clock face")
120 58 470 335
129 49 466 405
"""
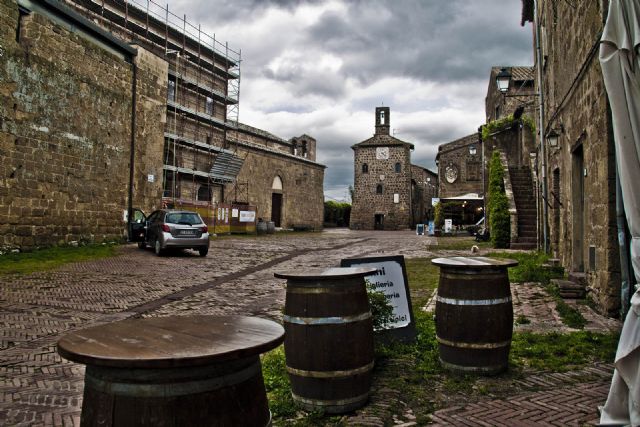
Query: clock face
376 147 389 160
445 165 459 183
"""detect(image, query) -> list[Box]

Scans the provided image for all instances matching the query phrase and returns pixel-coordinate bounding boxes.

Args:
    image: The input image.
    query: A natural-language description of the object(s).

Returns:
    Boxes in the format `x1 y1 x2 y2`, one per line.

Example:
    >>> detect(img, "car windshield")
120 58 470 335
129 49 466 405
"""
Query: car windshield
165 212 202 225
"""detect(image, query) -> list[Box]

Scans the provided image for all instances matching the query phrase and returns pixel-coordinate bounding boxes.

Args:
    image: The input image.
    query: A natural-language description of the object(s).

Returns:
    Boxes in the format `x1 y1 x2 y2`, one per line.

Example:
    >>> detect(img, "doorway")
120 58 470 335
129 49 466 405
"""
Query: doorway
271 193 282 227
571 145 584 272
374 214 384 230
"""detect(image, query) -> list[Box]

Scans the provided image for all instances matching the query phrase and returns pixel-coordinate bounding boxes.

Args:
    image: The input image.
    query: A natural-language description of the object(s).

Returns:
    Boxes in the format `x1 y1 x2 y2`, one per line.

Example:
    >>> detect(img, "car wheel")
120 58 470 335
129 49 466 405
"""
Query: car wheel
138 241 146 249
198 246 209 257
154 239 164 256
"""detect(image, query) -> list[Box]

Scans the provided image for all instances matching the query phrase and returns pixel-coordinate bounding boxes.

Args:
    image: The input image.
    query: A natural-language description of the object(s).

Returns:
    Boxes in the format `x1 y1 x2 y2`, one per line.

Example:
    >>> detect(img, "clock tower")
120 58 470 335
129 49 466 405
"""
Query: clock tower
350 107 415 230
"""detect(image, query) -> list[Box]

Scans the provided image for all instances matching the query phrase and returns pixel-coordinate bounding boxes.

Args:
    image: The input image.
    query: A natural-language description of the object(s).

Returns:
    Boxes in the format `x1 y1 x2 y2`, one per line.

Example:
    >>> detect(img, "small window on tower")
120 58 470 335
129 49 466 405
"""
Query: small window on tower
376 184 383 194
362 163 369 173
380 110 385 124
395 162 401 173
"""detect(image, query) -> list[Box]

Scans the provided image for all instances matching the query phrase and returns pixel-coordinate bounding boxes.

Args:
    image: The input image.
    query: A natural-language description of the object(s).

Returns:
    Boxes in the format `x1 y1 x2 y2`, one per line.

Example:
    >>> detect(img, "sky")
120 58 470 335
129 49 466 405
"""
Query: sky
168 0 533 201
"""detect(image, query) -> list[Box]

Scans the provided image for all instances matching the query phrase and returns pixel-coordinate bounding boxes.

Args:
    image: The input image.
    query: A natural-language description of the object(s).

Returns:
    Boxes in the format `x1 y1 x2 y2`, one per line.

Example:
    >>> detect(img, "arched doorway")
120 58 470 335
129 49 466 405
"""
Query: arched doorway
271 176 283 227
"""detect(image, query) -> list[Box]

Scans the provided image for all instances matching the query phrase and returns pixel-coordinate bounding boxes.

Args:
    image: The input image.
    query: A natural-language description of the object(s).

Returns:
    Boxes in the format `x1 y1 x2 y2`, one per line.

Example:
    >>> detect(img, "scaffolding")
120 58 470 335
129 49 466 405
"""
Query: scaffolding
65 0 247 221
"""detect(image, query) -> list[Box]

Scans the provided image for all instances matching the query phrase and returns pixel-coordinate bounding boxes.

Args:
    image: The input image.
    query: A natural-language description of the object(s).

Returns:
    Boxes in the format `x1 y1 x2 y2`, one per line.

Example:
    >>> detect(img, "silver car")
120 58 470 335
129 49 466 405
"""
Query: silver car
130 209 210 257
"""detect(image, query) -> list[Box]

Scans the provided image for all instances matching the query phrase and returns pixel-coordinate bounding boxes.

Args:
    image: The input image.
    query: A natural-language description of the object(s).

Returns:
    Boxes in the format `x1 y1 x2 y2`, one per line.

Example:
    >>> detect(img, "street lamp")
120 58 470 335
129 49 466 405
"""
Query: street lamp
546 129 559 148
496 68 512 93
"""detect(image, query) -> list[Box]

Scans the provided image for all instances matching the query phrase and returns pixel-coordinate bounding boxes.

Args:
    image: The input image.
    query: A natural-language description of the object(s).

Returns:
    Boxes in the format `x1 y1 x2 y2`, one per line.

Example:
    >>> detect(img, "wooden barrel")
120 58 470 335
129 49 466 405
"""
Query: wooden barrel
256 220 267 235
274 267 377 414
431 257 518 375
266 221 276 234
57 315 284 427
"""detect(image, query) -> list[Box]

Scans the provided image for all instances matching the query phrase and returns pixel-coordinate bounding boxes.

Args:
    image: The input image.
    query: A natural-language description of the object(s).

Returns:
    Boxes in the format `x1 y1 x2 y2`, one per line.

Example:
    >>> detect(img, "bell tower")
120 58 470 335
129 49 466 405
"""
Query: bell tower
375 106 390 135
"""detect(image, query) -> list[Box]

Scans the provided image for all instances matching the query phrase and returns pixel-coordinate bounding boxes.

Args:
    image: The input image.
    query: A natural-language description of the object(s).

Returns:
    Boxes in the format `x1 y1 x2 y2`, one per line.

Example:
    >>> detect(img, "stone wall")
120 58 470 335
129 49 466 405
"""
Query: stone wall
537 0 619 314
0 0 164 248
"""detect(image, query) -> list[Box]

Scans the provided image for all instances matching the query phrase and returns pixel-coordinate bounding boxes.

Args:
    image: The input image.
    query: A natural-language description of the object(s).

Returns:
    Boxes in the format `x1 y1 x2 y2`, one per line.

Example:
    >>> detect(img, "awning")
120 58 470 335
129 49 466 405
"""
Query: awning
441 193 484 201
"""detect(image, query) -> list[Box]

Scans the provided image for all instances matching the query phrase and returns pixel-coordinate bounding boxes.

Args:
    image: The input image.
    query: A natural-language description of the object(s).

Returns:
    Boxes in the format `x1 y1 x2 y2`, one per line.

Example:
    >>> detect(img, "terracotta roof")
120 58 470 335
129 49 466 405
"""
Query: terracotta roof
352 134 414 150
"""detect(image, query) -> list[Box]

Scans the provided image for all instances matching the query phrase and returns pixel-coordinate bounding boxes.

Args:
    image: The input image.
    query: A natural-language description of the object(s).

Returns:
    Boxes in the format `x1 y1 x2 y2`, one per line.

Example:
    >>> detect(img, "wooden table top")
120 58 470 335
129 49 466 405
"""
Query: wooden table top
431 256 518 269
274 266 377 280
57 315 284 369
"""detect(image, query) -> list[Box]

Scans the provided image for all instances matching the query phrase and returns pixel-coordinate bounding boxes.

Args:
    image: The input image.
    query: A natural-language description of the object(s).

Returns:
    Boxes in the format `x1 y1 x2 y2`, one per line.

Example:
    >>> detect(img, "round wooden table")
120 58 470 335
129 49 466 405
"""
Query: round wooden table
57 315 284 426
431 256 518 375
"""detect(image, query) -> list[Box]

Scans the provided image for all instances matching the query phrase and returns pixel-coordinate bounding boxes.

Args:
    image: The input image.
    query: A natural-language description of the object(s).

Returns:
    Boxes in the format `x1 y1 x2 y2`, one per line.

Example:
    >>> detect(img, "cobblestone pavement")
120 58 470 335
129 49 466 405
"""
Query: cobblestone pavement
0 230 622 426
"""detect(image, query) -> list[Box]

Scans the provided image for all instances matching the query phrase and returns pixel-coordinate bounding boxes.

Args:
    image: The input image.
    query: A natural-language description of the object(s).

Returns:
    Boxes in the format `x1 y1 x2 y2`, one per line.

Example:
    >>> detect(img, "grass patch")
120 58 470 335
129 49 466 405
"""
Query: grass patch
431 236 492 251
0 244 119 276
511 330 618 371
404 258 440 306
489 251 562 284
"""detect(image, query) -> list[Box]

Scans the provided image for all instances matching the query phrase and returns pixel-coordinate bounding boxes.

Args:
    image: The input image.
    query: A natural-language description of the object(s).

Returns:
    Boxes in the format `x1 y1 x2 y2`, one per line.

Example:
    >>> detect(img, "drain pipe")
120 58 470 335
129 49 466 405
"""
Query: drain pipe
128 61 138 233
534 0 549 253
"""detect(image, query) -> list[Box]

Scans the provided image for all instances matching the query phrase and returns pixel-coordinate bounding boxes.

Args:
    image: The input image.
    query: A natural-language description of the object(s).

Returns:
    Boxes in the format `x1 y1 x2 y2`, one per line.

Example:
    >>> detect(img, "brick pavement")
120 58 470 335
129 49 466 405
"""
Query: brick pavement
0 230 622 426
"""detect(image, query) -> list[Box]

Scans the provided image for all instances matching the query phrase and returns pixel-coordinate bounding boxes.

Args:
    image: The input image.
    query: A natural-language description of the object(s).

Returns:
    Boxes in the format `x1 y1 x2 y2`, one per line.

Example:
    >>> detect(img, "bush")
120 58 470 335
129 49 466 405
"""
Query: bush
323 201 351 227
488 151 510 248
366 280 395 331
434 202 444 229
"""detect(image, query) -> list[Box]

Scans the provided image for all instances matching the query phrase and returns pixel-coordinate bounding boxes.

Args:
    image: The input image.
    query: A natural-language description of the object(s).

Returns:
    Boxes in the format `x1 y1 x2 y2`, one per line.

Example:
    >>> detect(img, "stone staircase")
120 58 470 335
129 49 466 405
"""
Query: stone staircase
509 166 537 250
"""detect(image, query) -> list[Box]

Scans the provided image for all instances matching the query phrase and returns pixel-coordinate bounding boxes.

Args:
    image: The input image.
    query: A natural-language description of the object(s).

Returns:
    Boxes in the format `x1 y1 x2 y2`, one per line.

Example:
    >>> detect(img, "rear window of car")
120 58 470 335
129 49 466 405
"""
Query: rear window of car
165 212 202 225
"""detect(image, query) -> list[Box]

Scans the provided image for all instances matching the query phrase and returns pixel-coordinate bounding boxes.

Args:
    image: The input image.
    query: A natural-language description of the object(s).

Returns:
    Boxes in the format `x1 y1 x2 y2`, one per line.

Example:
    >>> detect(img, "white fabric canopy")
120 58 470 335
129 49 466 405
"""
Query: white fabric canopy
599 0 640 424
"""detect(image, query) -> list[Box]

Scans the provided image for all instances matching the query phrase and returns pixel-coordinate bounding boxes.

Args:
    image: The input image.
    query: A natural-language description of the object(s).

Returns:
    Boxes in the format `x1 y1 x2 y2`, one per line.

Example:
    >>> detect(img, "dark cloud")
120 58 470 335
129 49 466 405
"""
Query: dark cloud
307 0 531 84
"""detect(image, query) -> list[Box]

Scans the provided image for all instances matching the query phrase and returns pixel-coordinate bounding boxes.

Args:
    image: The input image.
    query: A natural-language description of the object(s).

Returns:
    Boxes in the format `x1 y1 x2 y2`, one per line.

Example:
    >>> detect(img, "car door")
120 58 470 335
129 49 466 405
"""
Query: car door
144 211 161 245
128 208 147 242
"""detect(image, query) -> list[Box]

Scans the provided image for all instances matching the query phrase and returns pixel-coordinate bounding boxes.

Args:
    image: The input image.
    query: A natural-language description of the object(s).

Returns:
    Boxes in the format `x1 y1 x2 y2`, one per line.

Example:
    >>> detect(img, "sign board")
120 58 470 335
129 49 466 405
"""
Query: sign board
444 219 453 233
147 174 155 183
431 197 440 207
232 208 239 218
340 255 416 343
427 221 435 236
239 210 256 223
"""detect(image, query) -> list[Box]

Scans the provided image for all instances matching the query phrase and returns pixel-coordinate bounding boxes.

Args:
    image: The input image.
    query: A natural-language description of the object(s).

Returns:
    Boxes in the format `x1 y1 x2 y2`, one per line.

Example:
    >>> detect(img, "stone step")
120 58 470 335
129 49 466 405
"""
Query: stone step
510 242 537 250
551 278 586 299
568 272 587 286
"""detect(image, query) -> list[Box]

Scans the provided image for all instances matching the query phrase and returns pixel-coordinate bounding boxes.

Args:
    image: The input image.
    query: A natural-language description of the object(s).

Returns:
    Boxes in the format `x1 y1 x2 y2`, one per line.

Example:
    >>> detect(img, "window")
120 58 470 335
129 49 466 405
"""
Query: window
205 97 213 115
376 184 383 194
395 162 401 173
466 161 480 181
362 163 369 173
380 110 385 124
167 80 176 102
197 185 212 202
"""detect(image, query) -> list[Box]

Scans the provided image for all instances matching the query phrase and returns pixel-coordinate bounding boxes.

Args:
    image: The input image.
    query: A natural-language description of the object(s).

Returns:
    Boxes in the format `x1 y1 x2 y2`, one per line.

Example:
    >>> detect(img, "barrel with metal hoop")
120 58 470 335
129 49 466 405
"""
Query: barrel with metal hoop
431 256 518 375
57 315 283 426
274 267 377 414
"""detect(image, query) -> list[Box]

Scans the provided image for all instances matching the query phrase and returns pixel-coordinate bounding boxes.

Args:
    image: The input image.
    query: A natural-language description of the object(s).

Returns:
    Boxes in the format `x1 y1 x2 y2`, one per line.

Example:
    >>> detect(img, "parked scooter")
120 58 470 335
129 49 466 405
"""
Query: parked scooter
474 226 490 242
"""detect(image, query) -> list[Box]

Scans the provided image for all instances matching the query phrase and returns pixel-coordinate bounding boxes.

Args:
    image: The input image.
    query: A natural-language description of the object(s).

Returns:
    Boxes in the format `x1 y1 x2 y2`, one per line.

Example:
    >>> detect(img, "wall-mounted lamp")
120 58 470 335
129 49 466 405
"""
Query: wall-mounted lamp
469 144 477 155
496 68 511 93
546 125 564 147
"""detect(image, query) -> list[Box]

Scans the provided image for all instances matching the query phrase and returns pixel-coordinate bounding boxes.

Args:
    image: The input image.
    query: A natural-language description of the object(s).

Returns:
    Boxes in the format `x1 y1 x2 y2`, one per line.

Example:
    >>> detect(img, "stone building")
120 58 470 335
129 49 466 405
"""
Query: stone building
350 107 435 230
436 134 482 199
522 0 621 314
0 0 324 249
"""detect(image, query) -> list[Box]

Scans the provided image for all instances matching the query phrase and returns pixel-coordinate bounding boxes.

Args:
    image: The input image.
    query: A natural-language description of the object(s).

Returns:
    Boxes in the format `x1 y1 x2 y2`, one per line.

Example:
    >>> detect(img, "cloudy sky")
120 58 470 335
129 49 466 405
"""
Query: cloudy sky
169 0 533 201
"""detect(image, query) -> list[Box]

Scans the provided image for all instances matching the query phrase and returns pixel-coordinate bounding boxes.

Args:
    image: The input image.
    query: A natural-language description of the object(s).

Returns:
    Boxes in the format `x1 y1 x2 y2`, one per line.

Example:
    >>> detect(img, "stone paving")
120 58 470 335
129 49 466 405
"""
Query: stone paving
0 230 622 426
